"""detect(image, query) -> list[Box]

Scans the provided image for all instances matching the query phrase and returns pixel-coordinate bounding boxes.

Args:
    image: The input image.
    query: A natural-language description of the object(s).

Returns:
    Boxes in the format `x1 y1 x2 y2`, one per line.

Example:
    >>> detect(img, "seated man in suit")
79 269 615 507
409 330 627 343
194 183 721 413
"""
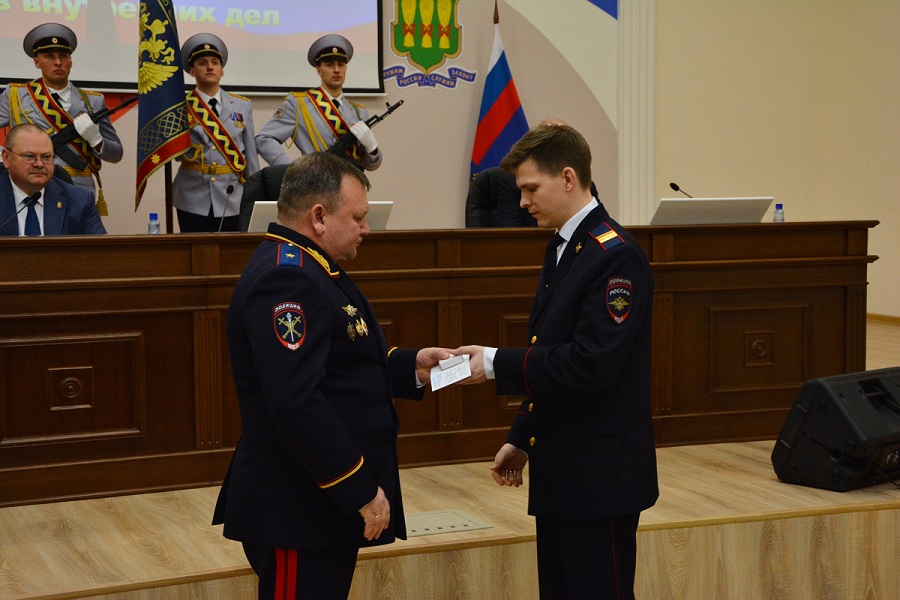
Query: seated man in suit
466 166 600 228
0 123 106 236
466 166 538 228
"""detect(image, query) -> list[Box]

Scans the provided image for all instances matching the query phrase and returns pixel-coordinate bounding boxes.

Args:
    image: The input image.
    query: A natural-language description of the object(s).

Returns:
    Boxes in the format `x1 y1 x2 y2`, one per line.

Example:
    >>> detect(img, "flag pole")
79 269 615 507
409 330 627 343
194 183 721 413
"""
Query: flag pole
494 0 499 24
164 162 174 233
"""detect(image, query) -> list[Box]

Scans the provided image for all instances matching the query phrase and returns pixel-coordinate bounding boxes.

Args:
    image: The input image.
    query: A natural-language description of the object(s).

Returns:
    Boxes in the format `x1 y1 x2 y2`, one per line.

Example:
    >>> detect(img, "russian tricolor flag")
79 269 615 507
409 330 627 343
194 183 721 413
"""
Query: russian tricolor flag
470 12 528 182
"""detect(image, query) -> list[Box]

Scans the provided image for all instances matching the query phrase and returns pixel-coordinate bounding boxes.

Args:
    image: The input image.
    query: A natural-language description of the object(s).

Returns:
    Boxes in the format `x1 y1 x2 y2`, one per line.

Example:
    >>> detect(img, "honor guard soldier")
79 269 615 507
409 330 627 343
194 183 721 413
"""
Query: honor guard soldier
0 23 123 211
174 33 259 232
256 34 382 171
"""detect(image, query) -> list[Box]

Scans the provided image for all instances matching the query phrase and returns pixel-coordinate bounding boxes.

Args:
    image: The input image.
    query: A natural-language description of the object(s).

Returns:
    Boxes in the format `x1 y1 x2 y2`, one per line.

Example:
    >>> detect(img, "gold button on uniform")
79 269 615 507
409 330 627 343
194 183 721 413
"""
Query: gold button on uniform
531 335 537 344
528 403 533 412
529 437 535 447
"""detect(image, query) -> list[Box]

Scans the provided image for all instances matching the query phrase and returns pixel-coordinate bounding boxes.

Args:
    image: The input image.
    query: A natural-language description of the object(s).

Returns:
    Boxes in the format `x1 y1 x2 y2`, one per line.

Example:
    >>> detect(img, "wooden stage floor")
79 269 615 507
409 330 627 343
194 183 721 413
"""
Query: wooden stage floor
2 440 899 599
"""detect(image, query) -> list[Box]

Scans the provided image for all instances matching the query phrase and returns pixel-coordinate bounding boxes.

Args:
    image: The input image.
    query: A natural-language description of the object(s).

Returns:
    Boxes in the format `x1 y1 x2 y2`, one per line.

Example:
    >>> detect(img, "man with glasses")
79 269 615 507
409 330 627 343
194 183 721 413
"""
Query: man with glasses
0 22 123 208
0 124 106 236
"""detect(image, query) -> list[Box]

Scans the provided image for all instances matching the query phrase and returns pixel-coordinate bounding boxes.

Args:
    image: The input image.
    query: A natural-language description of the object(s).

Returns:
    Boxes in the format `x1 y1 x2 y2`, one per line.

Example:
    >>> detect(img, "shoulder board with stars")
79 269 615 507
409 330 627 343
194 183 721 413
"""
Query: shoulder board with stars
266 233 340 277
276 244 302 268
589 221 625 252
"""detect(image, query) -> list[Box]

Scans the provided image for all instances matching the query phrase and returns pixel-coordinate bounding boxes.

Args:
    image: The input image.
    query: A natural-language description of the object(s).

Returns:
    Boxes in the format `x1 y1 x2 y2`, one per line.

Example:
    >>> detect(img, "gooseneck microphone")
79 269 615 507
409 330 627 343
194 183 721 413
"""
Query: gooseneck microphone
217 184 236 233
0 191 42 233
669 182 693 198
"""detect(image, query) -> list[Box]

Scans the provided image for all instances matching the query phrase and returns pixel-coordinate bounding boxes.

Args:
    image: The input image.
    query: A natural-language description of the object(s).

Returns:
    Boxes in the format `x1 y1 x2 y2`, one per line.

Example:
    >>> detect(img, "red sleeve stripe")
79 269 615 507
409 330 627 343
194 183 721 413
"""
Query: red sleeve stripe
318 456 364 489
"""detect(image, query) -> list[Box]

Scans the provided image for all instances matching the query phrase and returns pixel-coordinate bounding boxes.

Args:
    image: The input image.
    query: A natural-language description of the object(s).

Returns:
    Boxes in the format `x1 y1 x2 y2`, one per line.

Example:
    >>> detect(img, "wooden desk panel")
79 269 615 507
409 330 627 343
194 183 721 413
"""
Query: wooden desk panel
0 222 877 505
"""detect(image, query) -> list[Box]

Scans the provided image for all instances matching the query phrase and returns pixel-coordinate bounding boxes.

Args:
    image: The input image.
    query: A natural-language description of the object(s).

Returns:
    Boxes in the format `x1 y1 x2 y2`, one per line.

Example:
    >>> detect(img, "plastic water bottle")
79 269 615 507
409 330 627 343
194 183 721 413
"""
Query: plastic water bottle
148 213 161 234
773 203 785 222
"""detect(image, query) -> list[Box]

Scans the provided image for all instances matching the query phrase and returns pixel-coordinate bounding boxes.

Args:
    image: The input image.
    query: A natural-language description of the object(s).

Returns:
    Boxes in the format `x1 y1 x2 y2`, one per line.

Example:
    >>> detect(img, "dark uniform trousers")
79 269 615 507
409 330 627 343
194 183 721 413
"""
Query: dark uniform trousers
536 513 640 600
243 542 358 600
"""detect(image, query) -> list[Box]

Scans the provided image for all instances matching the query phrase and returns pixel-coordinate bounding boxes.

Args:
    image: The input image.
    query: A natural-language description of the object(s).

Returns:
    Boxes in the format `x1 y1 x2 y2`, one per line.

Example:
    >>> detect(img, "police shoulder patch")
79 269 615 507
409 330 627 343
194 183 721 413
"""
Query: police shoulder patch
589 221 625 252
606 277 633 324
273 301 305 351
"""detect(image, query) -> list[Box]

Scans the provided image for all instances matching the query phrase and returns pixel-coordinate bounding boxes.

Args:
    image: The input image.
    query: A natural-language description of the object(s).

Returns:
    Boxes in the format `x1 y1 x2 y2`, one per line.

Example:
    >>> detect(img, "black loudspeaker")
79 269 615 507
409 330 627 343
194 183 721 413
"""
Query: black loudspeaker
772 367 900 492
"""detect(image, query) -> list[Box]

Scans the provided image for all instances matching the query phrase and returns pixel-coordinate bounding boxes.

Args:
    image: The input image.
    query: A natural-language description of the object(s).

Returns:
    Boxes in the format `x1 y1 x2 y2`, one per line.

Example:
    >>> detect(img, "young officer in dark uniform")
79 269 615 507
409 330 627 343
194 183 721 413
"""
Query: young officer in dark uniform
213 151 450 599
458 124 658 600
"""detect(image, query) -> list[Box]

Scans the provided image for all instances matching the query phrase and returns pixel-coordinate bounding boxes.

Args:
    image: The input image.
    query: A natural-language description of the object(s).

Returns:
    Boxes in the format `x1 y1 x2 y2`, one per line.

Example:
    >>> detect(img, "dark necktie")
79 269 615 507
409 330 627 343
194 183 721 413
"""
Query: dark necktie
333 98 341 112
24 196 41 236
209 98 219 116
51 92 62 105
542 232 564 285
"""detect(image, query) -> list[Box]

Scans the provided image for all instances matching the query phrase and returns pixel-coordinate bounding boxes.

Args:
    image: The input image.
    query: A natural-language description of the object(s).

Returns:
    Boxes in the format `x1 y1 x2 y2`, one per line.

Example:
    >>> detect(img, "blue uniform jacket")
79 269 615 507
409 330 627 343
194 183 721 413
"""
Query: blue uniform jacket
494 203 659 519
213 223 422 550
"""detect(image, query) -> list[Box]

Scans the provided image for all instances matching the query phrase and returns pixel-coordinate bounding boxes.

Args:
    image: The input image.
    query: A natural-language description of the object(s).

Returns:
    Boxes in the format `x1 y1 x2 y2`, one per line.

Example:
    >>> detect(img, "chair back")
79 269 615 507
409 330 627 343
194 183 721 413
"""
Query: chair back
239 164 289 232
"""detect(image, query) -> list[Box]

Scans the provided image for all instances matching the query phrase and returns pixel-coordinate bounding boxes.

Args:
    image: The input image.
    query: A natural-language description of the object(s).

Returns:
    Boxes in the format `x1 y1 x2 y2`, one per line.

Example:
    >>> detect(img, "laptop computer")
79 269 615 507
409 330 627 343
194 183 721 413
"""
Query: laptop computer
366 201 393 231
247 200 394 233
650 197 775 225
247 201 277 233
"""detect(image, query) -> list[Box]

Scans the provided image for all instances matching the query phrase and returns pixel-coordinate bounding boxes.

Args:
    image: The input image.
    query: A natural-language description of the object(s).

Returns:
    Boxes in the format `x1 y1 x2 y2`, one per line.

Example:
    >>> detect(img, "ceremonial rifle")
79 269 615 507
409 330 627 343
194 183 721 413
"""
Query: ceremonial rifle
327 99 404 161
50 95 138 171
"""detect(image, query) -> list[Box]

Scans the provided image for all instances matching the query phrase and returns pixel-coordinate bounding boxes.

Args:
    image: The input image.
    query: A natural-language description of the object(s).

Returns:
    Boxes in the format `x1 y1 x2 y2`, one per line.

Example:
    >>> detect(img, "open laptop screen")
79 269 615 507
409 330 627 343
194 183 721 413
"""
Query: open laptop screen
650 197 774 225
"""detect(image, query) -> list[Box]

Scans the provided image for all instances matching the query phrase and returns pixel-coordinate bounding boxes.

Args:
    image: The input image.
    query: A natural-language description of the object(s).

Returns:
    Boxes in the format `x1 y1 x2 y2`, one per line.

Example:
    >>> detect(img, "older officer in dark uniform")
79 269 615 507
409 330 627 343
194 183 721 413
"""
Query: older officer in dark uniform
0 23 123 207
458 124 658 600
213 151 449 599
255 35 381 171
174 33 259 232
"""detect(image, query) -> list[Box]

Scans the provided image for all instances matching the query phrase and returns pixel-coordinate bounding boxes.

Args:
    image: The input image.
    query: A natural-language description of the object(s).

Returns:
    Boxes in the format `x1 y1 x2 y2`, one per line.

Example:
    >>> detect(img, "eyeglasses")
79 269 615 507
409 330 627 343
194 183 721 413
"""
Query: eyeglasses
5 149 54 164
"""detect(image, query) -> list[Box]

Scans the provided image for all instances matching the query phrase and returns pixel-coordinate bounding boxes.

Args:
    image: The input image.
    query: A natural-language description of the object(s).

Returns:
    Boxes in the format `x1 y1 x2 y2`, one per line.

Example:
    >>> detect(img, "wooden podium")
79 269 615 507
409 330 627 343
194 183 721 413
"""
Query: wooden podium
0 222 877 505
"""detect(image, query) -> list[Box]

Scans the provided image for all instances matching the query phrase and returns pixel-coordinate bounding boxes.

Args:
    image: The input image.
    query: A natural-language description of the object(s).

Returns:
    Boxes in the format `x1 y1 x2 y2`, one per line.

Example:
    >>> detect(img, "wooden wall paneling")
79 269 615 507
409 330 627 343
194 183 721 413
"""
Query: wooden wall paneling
637 508 899 600
193 310 222 451
707 302 810 395
0 223 878 504
651 293 674 416
438 301 463 431
218 314 241 449
846 284 868 372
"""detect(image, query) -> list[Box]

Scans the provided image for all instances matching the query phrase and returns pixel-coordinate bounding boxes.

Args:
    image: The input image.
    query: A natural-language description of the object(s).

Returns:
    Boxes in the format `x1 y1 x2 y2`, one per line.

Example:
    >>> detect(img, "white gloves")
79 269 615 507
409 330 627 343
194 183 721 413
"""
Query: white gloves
73 113 103 148
350 121 378 154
